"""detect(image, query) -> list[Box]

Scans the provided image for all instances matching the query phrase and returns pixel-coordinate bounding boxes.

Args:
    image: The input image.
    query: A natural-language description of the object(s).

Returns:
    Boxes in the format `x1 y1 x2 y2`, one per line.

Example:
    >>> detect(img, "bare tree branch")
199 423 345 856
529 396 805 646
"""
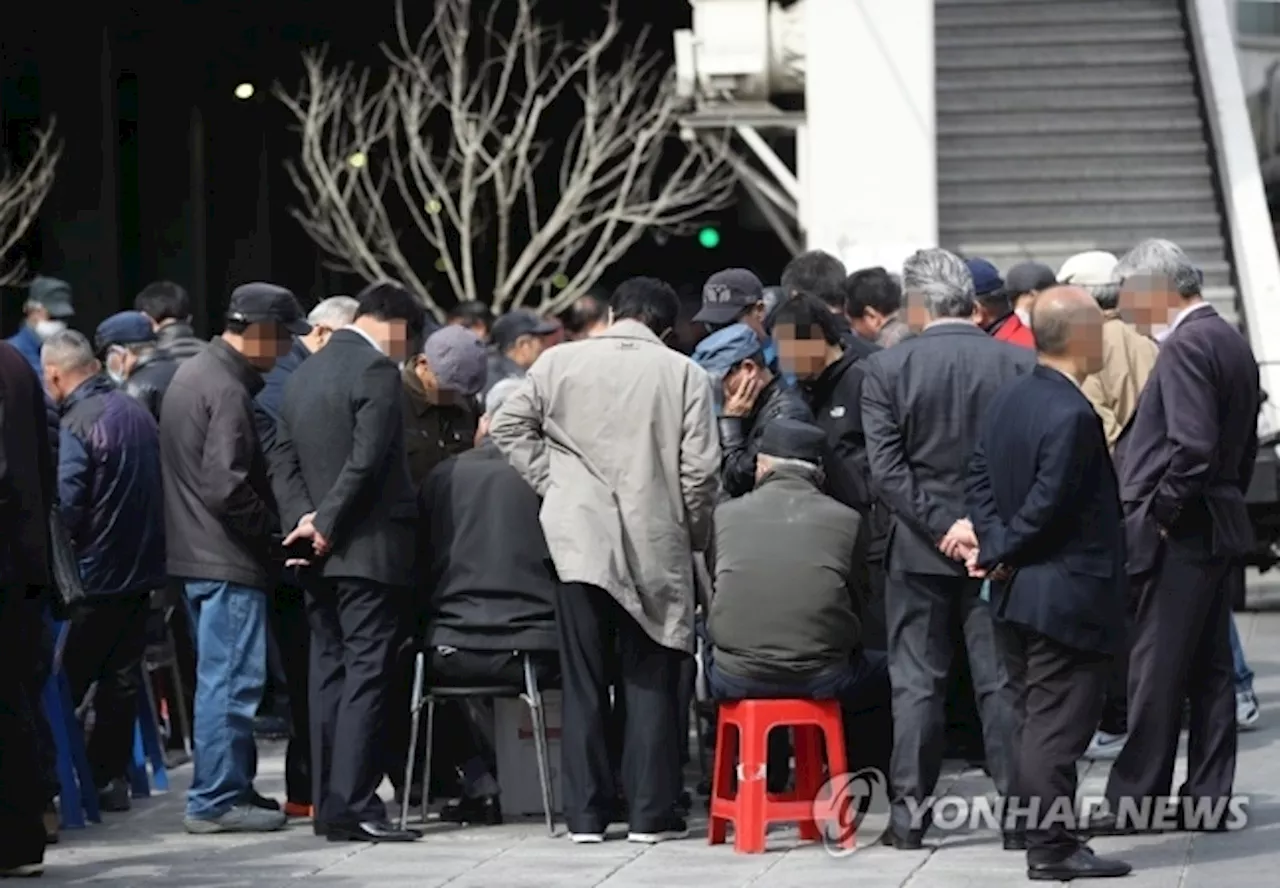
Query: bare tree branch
277 0 735 318
0 122 62 289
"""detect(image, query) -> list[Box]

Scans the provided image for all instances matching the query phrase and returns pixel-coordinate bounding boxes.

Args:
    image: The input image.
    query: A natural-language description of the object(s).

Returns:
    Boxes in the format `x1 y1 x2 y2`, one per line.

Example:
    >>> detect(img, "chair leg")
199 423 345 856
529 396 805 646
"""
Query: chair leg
523 654 556 836
420 696 436 826
400 651 425 831
165 626 193 757
792 725 823 841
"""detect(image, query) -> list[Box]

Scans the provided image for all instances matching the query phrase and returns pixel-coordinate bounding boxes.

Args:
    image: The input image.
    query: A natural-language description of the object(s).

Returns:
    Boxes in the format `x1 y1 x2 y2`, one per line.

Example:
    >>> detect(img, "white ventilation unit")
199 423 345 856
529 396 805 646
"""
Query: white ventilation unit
675 0 805 104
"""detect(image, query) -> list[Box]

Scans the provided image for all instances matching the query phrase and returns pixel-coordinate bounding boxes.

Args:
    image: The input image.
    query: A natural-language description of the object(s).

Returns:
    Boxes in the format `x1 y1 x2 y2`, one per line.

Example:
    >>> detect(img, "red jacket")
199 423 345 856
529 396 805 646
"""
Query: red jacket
989 313 1035 350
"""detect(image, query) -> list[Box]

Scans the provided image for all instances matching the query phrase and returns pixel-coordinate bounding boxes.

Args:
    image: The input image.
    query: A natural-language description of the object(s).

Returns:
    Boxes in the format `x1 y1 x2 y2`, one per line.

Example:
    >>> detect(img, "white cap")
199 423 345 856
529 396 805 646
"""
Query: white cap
1057 251 1119 288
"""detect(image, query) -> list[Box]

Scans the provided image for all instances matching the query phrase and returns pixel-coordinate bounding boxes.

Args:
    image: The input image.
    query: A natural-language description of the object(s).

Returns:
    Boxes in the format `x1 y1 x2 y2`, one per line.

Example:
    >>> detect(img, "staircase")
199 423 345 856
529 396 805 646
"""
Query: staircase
935 0 1238 322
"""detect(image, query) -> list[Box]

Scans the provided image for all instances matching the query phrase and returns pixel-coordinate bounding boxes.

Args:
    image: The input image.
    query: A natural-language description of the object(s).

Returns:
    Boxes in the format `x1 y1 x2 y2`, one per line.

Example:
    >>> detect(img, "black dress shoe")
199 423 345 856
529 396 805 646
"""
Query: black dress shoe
1003 832 1027 851
439 795 502 826
326 820 422 843
1028 847 1132 881
880 828 925 850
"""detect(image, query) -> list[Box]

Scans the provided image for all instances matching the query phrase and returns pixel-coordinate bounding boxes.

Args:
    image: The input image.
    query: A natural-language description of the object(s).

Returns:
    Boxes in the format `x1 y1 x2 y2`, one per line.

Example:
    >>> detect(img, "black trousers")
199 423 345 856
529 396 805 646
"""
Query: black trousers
1105 527 1237 811
999 620 1109 859
885 571 1012 836
271 585 312 804
556 582 681 834
306 578 401 826
0 588 48 869
62 591 151 788
863 559 888 653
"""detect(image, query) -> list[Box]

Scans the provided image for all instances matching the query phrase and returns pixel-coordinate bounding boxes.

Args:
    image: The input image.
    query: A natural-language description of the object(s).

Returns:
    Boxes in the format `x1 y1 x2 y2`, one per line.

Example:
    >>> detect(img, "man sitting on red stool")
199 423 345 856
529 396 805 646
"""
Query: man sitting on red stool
706 419 891 775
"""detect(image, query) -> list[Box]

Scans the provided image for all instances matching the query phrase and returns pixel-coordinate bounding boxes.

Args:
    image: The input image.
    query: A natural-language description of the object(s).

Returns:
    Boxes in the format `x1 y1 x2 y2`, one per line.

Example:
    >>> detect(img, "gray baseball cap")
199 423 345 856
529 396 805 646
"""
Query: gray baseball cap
423 325 488 396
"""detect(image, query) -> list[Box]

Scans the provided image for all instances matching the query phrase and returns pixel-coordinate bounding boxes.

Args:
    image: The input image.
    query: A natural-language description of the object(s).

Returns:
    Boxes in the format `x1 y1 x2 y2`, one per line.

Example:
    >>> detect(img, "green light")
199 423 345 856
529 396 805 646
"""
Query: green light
698 226 721 249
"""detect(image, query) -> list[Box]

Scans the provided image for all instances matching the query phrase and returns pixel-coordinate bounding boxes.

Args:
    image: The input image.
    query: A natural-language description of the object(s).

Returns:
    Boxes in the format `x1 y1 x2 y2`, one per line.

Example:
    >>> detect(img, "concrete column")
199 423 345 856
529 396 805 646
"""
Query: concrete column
803 0 935 273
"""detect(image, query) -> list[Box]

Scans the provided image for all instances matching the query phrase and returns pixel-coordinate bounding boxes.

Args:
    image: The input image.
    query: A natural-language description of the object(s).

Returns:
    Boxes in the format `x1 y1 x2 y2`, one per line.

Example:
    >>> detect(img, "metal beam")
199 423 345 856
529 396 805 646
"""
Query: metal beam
704 133 799 220
742 176 802 256
734 124 800 202
678 107 806 131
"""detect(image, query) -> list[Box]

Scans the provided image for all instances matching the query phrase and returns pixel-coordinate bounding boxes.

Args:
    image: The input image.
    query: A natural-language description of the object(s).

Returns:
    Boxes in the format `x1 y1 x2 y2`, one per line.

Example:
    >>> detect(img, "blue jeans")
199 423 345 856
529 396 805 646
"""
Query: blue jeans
1229 614 1254 692
183 580 268 819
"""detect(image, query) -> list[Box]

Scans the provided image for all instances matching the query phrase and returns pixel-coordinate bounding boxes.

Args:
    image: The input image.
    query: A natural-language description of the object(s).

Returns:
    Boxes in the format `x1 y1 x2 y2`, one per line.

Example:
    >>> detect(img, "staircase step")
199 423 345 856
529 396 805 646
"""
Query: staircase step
939 107 1201 129
938 29 1186 50
938 7 1179 29
939 186 1216 206
940 165 1214 185
939 70 1194 92
941 216 1225 241
939 46 1190 67
940 94 1197 115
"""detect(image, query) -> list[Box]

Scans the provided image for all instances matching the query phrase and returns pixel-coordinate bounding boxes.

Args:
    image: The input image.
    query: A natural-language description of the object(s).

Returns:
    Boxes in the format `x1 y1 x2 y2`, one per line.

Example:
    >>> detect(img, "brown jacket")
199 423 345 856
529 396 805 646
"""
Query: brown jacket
1081 312 1159 450
402 368 477 488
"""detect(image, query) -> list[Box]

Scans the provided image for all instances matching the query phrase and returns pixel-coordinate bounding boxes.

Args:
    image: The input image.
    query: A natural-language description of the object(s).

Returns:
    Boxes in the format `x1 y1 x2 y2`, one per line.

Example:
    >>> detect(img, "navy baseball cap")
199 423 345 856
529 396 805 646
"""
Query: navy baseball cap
694 269 765 326
964 258 1003 297
95 311 157 354
491 309 558 351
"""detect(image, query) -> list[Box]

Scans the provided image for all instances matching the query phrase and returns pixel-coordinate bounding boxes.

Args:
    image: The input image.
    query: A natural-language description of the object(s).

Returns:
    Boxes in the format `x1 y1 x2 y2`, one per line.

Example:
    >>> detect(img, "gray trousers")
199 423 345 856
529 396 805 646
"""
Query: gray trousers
886 571 1012 836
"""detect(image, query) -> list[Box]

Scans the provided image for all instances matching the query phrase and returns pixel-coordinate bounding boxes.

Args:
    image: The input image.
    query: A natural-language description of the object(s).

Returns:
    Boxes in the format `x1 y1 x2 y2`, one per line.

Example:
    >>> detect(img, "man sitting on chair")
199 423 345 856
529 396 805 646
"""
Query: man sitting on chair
416 377 560 825
707 418 891 773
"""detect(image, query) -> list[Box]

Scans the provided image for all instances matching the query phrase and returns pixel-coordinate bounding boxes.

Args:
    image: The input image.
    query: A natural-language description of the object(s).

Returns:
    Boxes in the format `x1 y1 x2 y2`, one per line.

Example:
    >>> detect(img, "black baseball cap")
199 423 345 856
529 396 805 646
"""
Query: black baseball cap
693 268 765 326
226 283 311 336
491 309 559 351
1005 261 1058 297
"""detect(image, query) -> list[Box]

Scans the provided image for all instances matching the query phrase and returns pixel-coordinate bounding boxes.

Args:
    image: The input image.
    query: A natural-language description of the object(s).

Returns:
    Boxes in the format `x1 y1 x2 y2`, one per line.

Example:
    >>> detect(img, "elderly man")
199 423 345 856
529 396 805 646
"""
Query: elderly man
966 287 1131 880
42 330 166 814
1058 251 1159 452
1005 262 1058 327
491 277 719 844
403 325 488 486
252 294 358 818
7 276 75 375
708 418 891 773
93 311 174 420
861 248 1035 849
1095 239 1260 833
561 294 611 340
967 258 1034 349
483 309 558 396
135 280 205 365
692 323 811 498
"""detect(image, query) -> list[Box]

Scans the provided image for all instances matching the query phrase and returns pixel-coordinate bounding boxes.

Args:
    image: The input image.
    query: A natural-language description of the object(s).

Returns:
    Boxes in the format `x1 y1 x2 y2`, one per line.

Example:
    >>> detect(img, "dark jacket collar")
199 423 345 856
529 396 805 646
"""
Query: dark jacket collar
156 321 197 348
208 337 265 396
984 312 1016 336
920 320 987 340
61 373 114 414
756 463 823 493
805 346 861 405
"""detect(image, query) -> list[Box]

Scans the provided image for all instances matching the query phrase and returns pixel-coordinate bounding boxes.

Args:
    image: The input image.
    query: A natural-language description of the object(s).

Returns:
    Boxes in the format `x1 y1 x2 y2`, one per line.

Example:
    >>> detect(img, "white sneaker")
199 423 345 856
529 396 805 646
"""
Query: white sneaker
628 818 690 844
1082 730 1127 761
1237 689 1261 731
568 832 605 844
183 804 287 834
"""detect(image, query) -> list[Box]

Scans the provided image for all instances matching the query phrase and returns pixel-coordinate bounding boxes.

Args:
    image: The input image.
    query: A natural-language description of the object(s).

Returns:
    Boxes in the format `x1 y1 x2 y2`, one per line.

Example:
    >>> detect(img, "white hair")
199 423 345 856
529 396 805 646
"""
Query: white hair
1112 238 1202 298
307 295 359 328
902 248 975 319
484 377 524 418
40 329 97 372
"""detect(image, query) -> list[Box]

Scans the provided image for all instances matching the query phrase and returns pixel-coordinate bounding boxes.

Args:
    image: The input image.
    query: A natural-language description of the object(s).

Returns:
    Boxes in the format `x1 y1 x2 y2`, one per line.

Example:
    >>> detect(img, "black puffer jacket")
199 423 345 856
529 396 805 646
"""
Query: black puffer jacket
802 341 889 561
718 377 813 498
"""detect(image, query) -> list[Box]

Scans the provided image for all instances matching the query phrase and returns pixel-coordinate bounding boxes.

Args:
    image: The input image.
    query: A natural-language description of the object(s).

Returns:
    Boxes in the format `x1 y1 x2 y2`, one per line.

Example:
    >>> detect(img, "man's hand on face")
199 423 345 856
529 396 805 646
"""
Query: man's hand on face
722 371 765 418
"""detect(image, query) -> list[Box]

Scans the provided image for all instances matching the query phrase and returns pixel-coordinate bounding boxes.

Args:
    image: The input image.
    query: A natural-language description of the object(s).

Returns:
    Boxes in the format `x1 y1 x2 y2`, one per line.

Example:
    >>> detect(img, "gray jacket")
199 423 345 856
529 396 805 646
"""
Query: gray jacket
709 465 864 680
160 338 276 589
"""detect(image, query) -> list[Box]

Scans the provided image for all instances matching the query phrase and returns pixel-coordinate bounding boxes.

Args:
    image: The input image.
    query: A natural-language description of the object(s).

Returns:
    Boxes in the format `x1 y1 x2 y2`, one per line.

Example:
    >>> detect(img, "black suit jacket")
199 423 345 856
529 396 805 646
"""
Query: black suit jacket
862 322 1036 575
1113 305 1259 575
272 330 418 588
967 366 1126 654
0 341 55 589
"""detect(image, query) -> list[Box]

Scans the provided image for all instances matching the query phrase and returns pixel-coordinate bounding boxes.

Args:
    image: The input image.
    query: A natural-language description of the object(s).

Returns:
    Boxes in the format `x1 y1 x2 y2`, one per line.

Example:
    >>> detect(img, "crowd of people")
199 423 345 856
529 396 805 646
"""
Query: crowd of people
0 234 1265 881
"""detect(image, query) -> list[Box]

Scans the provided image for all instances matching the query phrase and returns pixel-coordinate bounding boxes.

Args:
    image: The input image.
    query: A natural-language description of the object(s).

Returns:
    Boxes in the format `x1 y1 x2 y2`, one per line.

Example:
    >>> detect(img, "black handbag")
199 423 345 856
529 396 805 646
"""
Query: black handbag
48 508 87 609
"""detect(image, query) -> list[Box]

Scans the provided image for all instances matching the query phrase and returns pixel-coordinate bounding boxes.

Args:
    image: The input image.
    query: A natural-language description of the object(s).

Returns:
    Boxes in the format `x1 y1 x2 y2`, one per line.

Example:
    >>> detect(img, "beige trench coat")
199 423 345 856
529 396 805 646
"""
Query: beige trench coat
489 320 721 653
1081 312 1159 450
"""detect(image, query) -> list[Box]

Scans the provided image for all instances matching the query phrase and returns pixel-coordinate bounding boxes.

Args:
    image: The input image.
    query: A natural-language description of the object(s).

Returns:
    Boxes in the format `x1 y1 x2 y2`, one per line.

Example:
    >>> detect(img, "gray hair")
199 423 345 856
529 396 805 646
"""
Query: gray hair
40 329 97 372
757 454 820 473
1088 282 1121 311
484 377 524 418
902 248 975 319
307 295 359 328
1112 238 1202 298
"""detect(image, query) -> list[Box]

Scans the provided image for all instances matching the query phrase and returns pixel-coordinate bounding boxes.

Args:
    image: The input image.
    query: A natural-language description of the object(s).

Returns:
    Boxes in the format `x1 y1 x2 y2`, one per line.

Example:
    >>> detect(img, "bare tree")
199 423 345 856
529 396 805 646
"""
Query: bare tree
277 0 735 318
0 122 61 288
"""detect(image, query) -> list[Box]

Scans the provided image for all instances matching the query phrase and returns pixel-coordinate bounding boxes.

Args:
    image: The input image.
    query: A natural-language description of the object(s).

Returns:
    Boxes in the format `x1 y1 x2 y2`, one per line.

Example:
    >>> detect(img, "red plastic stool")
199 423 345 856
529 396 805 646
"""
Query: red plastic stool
708 698 854 853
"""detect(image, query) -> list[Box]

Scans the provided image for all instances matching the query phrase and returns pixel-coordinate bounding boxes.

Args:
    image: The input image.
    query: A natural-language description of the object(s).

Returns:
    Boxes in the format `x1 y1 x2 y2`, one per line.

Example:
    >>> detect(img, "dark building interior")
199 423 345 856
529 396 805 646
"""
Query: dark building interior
1 0 788 337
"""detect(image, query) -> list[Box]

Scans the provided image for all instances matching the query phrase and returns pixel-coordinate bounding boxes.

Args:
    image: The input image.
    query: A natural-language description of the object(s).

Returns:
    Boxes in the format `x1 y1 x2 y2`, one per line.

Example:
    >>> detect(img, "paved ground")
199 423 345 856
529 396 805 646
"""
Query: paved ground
37 578 1280 886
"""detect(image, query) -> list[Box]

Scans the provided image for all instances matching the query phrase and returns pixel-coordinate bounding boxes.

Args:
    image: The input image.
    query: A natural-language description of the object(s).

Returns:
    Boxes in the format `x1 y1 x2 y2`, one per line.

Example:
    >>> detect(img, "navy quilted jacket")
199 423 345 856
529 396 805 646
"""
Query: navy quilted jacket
57 374 166 597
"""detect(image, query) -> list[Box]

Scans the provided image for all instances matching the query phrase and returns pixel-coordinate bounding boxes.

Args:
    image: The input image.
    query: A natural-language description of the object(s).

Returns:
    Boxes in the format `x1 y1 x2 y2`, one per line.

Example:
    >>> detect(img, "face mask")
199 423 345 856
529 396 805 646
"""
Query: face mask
34 319 66 341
